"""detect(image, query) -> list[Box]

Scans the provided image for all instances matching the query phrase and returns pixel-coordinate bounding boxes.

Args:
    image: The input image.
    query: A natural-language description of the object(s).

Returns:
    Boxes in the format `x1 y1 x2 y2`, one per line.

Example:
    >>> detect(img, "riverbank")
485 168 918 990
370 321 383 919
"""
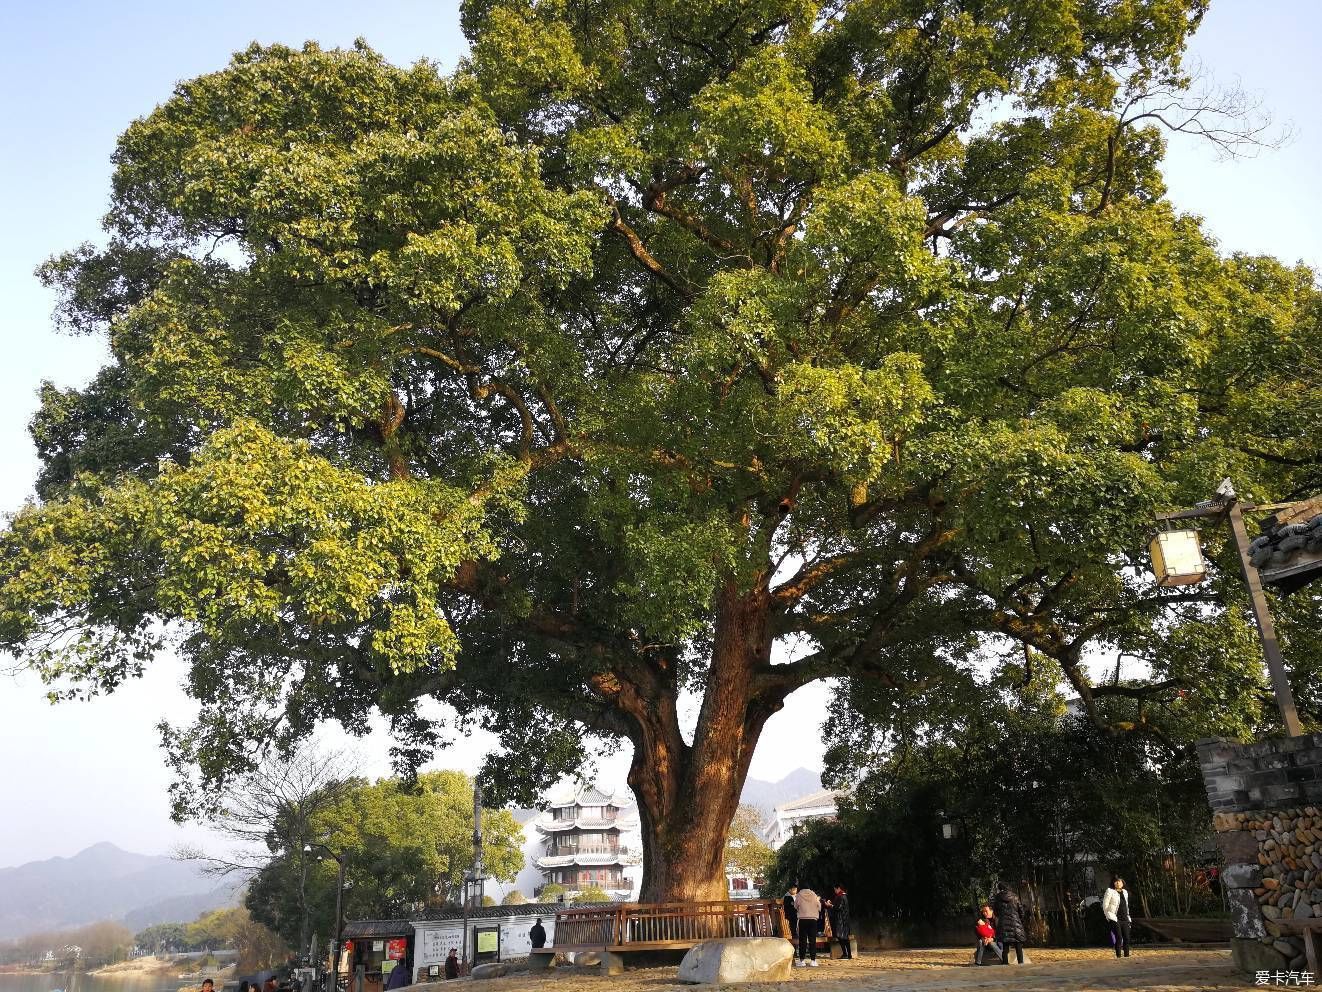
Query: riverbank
89 959 181 978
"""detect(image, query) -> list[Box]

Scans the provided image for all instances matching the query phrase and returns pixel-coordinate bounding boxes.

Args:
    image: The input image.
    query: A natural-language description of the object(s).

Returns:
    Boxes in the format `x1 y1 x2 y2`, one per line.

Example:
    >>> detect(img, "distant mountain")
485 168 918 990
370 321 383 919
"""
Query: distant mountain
0 842 237 940
740 768 825 817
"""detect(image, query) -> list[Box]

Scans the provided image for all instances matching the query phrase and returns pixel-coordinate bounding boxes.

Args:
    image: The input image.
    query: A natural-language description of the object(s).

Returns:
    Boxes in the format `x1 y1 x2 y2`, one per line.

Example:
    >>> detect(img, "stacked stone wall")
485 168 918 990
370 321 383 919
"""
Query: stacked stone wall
1198 735 1322 973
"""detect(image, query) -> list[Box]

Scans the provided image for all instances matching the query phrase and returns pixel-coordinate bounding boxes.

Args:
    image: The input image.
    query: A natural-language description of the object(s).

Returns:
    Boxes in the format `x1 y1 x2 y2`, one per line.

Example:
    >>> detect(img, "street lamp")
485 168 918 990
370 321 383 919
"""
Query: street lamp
1149 480 1303 737
306 843 347 992
1148 529 1207 587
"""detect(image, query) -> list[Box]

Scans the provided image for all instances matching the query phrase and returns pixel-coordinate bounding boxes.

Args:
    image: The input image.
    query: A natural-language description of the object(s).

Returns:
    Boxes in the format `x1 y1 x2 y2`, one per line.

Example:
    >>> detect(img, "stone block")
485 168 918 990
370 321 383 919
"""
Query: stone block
527 952 561 971
1218 831 1262 864
1214 812 1242 832
1223 863 1264 889
1228 887 1268 938
829 937 858 959
1232 936 1289 974
570 951 624 975
677 939 794 984
471 963 510 980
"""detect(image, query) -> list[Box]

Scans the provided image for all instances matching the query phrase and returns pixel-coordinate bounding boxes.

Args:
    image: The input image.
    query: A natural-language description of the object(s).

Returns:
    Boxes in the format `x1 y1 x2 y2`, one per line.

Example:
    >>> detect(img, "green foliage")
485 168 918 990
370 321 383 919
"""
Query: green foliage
537 883 566 902
571 886 611 904
725 804 776 881
787 678 1218 925
133 922 189 954
246 770 523 948
501 890 527 905
2 0 1319 894
186 908 287 972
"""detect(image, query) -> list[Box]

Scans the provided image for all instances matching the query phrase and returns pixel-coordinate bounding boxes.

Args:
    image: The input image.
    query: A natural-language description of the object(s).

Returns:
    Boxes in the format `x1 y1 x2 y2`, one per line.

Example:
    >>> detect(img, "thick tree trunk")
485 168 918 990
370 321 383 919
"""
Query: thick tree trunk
626 582 779 904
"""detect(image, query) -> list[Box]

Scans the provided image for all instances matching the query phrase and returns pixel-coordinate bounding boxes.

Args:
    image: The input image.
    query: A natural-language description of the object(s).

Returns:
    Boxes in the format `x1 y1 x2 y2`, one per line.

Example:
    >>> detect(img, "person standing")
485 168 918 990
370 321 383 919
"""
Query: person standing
782 887 798 943
529 918 547 950
1102 877 1132 958
444 949 459 980
793 886 822 967
991 883 1026 965
830 886 853 959
384 960 410 990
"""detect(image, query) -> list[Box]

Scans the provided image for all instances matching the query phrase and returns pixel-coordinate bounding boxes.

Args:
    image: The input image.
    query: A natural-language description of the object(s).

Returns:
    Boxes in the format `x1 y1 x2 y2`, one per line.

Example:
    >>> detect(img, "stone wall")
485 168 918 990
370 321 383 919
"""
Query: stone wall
1198 735 1322 972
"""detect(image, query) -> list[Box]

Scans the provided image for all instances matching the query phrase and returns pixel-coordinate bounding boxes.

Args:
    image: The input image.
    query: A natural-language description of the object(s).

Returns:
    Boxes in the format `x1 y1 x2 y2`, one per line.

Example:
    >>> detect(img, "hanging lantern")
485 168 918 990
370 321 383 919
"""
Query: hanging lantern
1149 529 1207 587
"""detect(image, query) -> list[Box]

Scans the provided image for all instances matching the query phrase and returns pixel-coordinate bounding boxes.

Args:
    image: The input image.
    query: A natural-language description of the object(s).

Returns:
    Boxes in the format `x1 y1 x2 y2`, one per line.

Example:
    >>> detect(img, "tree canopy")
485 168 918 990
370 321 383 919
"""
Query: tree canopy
244 770 523 948
2 0 1318 900
774 668 1219 930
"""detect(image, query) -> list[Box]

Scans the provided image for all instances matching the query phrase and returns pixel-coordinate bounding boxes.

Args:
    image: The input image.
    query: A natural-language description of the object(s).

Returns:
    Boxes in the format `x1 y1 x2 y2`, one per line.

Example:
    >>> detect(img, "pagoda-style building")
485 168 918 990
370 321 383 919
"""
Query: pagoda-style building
533 785 639 898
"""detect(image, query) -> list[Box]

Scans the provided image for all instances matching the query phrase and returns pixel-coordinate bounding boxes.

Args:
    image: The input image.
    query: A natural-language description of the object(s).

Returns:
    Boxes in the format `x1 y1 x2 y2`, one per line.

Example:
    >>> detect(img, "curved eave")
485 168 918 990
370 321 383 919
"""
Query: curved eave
535 854 628 868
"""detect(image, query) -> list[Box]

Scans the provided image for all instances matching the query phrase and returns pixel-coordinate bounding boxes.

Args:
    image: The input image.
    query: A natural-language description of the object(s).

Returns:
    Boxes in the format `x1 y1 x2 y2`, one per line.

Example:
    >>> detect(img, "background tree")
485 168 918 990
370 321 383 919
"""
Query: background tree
180 746 353 960
768 668 1219 937
245 770 523 949
133 922 189 955
724 804 775 883
186 908 288 972
2 0 1318 905
571 886 611 904
501 891 527 906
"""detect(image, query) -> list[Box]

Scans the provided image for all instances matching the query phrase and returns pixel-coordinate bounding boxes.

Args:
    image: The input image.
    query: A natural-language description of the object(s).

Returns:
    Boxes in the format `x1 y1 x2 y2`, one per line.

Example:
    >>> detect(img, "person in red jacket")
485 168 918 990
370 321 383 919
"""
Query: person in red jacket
974 905 1003 965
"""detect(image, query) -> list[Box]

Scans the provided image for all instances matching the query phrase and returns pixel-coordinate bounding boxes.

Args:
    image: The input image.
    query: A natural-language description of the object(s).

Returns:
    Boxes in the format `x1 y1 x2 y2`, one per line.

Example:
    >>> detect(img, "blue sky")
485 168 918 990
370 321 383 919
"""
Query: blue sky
0 1 1319 867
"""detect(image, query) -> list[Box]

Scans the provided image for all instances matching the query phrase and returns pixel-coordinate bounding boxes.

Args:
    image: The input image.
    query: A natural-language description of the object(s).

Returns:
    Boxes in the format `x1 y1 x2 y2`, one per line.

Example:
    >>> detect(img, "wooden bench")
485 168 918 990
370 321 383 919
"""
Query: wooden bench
1276 920 1322 973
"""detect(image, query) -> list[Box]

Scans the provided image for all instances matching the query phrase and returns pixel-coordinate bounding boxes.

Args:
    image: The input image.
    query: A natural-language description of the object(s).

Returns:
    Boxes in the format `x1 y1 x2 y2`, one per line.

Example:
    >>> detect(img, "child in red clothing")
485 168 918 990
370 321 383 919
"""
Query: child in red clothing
974 905 1003 965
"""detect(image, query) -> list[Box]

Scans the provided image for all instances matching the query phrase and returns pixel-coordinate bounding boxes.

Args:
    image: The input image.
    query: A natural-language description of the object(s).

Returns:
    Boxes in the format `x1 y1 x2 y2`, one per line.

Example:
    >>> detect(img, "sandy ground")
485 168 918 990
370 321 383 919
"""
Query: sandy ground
445 947 1246 992
91 957 182 976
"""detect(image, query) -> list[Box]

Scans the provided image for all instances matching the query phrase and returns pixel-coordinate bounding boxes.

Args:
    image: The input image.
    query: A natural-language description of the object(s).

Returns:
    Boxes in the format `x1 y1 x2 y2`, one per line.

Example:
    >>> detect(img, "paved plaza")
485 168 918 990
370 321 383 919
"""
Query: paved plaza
463 947 1248 992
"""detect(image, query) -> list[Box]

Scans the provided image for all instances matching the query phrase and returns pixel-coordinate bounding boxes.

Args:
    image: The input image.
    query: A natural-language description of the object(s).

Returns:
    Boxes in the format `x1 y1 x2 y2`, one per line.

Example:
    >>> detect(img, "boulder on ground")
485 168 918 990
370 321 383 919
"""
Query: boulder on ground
678 938 794 984
569 951 623 975
471 963 509 980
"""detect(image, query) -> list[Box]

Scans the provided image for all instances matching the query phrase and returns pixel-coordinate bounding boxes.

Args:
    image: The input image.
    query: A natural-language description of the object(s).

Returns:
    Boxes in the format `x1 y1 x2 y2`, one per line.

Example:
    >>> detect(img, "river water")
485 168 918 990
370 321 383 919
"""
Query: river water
0 973 198 992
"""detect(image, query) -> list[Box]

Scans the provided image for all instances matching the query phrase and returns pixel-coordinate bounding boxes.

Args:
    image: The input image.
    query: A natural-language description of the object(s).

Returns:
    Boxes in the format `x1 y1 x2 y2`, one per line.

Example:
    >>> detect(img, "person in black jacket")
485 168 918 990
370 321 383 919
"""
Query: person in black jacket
829 886 852 958
991 884 1026 965
529 919 547 950
782 887 798 942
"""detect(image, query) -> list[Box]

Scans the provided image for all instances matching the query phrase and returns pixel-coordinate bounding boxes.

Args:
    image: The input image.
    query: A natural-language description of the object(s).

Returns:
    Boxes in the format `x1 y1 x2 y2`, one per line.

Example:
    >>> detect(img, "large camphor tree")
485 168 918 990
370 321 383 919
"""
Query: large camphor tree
3 0 1319 902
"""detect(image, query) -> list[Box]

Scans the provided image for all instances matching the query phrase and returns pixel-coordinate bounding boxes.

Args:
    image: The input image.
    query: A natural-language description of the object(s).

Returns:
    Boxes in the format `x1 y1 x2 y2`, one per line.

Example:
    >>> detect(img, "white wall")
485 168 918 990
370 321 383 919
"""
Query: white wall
413 914 557 965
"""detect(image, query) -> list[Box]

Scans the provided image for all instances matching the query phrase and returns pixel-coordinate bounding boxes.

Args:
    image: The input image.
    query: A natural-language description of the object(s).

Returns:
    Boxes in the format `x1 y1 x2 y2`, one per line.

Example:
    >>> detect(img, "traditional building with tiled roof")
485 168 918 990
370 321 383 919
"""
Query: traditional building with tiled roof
532 784 640 898
762 789 848 850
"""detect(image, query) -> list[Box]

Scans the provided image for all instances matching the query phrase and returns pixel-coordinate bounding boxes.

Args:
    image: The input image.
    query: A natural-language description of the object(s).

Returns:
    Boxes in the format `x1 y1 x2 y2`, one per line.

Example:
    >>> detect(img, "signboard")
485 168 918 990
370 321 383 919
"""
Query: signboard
386 939 407 961
372 940 384 953
420 928 449 964
476 931 498 954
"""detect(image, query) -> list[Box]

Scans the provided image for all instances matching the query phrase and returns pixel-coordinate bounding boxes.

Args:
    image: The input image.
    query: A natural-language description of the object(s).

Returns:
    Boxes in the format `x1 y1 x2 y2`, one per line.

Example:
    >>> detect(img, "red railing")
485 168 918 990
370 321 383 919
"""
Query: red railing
553 900 783 949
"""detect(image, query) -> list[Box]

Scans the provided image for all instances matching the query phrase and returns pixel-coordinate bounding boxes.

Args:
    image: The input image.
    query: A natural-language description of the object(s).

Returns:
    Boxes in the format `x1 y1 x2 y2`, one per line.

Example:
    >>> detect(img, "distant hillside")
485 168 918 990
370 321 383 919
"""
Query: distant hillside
0 842 237 940
740 768 824 817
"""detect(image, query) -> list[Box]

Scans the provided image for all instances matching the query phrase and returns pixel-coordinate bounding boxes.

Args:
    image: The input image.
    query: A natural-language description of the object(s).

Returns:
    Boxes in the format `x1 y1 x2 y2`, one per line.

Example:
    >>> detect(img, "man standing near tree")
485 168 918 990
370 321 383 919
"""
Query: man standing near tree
794 886 822 968
1102 877 1132 958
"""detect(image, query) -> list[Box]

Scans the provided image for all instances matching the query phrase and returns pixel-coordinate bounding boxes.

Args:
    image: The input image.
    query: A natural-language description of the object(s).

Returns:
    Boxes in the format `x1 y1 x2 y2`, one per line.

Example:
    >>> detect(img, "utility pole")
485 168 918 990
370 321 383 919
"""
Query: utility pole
1155 482 1303 736
307 844 347 992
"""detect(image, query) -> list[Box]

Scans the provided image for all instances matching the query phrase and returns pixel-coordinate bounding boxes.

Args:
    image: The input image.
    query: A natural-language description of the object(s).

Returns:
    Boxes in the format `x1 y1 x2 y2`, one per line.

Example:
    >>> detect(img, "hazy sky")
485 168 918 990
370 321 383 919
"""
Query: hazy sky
1 1 1319 869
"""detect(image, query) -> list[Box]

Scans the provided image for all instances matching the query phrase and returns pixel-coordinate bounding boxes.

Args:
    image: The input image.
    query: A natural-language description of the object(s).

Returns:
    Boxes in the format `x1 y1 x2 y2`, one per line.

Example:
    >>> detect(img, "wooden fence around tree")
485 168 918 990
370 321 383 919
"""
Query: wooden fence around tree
552 900 784 950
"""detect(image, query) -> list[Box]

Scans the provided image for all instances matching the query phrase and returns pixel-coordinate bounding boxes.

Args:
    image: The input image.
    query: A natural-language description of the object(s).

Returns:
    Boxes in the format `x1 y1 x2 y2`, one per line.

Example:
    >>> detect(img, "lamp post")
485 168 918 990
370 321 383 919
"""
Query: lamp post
306 844 347 992
461 779 486 973
1150 480 1303 737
